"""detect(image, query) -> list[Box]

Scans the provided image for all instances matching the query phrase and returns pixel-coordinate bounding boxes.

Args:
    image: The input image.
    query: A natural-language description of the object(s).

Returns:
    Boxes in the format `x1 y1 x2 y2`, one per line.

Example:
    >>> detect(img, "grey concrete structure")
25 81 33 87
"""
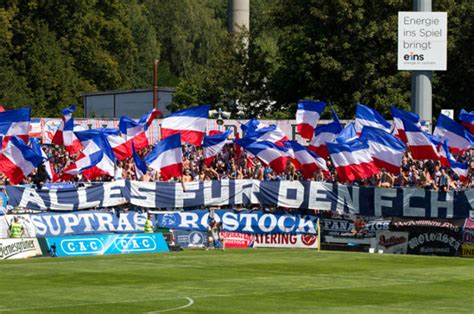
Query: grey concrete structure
228 0 250 33
81 87 174 119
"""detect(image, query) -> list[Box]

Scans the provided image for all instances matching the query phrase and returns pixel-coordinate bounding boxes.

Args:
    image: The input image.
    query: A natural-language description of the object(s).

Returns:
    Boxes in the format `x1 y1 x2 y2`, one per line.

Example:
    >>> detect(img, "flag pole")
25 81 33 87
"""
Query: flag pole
153 60 159 110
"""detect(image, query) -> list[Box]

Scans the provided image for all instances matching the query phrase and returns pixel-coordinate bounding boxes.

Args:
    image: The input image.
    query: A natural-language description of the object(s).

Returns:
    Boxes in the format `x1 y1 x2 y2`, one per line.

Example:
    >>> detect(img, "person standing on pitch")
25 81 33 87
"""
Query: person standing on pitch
9 217 24 238
144 214 155 233
207 219 224 251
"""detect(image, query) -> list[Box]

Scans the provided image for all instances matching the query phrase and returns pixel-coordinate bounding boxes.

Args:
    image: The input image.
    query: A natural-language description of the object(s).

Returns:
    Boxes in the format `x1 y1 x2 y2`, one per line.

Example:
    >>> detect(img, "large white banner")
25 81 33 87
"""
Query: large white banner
0 238 42 259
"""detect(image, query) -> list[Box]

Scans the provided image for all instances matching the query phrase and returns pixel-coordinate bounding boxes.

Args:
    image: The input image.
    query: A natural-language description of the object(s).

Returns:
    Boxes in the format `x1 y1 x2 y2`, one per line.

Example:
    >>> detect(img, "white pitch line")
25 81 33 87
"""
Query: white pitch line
145 297 194 314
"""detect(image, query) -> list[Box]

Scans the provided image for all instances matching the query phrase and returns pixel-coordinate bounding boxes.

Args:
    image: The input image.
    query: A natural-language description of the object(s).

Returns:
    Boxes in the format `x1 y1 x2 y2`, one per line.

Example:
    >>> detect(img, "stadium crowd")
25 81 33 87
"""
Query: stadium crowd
1 141 473 190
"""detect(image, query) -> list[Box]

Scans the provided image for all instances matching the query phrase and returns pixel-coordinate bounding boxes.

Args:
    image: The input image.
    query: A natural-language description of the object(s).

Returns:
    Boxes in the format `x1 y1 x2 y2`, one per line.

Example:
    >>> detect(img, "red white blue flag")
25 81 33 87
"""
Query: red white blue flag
0 108 31 147
0 136 43 184
160 105 208 146
327 140 378 182
52 105 82 154
145 133 183 181
355 104 391 134
360 126 406 174
296 100 326 140
203 129 232 166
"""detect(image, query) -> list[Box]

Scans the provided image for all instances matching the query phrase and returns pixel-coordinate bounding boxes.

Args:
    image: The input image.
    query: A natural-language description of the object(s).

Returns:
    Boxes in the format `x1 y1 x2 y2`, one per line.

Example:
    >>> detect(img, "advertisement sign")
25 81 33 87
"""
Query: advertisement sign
156 210 319 235
463 230 474 245
30 211 147 237
0 238 42 259
374 231 409 254
398 12 447 70
321 218 390 245
42 233 169 257
221 232 254 249
253 234 318 249
172 230 207 248
390 218 464 234
460 245 474 258
407 232 461 256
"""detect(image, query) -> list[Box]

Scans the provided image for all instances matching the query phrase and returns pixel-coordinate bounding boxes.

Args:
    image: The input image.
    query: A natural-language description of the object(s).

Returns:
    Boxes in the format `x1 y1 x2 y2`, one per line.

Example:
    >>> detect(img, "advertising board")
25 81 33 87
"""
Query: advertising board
253 234 318 249
398 12 447 70
0 238 42 259
460 245 474 258
172 230 207 248
374 231 409 254
220 232 253 249
41 233 169 257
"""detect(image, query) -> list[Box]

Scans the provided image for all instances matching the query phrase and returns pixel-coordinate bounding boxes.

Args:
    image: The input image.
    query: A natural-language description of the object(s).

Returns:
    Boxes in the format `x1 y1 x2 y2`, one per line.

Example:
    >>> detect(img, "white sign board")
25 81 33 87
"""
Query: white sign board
398 12 447 71
252 234 318 249
0 238 42 259
441 109 454 119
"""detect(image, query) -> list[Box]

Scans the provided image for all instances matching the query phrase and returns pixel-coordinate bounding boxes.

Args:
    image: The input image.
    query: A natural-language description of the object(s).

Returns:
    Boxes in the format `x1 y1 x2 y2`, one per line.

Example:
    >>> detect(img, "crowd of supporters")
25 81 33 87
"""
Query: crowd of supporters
1 141 473 190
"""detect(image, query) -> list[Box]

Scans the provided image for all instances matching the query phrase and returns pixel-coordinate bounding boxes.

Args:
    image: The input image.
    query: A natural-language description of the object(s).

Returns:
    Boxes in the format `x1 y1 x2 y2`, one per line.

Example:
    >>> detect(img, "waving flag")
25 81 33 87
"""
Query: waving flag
390 106 421 142
433 114 473 154
62 133 116 181
459 109 474 134
119 108 160 152
241 118 264 134
30 138 57 182
132 143 147 179
52 105 82 154
145 133 183 181
0 108 31 146
336 122 358 143
296 100 326 140
75 128 131 160
308 120 343 159
284 141 327 179
403 119 439 160
360 127 406 174
234 137 290 173
161 105 208 146
203 129 232 166
241 118 289 146
439 141 450 167
441 141 469 182
327 140 378 182
0 136 43 184
355 104 391 134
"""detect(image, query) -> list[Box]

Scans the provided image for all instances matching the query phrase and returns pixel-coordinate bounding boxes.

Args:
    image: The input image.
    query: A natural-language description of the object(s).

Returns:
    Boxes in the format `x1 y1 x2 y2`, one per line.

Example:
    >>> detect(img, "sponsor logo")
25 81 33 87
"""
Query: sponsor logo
60 238 104 255
113 236 157 252
403 52 424 61
161 214 177 227
408 233 461 251
378 235 407 249
301 235 317 246
188 232 205 246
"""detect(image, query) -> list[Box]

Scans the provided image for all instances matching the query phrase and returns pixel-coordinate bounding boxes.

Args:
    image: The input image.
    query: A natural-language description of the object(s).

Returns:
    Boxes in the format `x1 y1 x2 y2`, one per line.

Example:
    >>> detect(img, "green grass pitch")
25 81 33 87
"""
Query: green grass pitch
0 249 473 313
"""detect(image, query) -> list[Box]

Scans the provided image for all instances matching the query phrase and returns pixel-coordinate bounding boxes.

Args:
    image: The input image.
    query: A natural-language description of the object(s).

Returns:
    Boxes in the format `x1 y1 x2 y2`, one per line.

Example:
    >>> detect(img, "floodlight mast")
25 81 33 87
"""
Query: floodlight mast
411 0 433 132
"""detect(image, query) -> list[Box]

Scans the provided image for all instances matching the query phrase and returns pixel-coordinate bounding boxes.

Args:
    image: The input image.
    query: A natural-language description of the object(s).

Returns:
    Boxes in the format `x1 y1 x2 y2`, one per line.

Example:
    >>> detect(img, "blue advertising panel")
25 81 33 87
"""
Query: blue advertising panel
156 210 319 235
43 233 169 257
172 230 208 248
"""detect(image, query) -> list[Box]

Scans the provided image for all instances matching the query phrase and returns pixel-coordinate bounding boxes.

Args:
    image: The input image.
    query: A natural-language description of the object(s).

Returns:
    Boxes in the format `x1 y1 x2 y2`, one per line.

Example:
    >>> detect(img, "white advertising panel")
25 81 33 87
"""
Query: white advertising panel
374 231 409 254
253 234 318 249
0 238 42 259
398 12 447 71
